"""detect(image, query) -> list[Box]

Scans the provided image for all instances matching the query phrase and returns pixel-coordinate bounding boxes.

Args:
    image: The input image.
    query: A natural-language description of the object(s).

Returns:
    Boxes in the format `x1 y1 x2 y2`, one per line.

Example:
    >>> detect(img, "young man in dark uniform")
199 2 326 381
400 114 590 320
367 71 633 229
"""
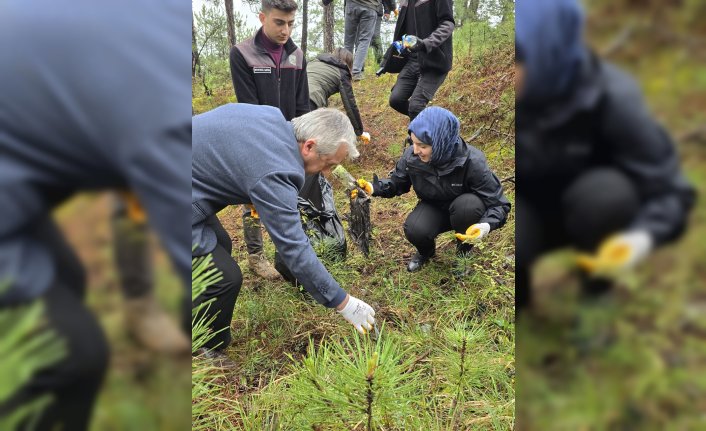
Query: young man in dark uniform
230 0 310 281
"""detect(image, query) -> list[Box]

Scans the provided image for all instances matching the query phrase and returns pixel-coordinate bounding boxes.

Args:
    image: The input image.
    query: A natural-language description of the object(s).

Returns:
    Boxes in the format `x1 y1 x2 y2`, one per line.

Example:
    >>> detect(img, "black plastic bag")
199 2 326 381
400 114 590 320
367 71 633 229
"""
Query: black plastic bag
275 173 347 283
376 44 408 76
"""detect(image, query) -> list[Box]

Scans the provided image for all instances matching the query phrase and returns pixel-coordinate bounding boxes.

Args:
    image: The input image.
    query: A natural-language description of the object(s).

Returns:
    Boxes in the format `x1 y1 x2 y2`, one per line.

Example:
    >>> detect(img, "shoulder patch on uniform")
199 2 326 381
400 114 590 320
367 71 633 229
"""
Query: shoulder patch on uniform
288 54 297 65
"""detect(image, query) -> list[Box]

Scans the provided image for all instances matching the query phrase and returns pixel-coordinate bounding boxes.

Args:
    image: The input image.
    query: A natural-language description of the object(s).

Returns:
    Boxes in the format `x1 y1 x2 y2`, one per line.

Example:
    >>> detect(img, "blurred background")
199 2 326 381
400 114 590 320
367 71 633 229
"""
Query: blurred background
517 0 706 429
0 1 191 430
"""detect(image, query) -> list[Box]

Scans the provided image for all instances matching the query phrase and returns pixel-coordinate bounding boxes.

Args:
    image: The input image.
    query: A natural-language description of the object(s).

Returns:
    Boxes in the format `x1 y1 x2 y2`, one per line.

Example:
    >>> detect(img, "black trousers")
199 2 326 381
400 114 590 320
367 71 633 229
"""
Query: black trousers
389 55 448 120
192 216 241 351
111 194 151 299
516 168 641 307
403 194 486 256
0 220 109 431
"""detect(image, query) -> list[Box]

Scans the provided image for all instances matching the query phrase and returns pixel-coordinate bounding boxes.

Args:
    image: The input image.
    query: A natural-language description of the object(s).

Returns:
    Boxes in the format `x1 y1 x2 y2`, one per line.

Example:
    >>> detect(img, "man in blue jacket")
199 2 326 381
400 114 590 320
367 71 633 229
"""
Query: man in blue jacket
192 104 377 354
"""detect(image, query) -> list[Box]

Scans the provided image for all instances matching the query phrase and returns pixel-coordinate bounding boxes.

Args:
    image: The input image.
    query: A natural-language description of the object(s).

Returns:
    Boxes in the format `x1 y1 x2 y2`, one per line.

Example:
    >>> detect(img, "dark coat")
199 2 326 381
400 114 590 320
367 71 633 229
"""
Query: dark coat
516 53 696 245
307 53 364 136
374 141 511 230
393 0 454 74
229 28 310 121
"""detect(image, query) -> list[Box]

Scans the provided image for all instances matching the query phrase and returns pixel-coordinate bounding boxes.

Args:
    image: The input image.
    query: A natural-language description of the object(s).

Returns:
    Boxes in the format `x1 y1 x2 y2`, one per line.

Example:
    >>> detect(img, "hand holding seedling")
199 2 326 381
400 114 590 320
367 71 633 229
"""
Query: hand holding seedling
455 223 490 242
357 178 374 195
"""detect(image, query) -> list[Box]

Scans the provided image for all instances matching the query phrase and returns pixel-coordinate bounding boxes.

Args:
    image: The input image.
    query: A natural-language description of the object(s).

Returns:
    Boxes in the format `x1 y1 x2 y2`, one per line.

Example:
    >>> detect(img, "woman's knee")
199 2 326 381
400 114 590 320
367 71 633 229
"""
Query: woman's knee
449 194 486 230
562 168 640 248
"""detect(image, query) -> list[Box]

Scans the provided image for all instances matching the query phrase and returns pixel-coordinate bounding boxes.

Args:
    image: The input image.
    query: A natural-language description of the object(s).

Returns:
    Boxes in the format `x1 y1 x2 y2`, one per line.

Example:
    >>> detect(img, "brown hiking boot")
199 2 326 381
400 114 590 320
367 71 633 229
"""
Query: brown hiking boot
124 296 190 355
247 253 281 280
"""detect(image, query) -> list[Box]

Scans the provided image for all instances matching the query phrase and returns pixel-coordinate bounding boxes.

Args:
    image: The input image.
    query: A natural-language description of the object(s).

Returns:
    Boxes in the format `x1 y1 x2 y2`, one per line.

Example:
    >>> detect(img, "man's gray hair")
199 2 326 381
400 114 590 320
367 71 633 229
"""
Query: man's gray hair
261 0 298 13
292 108 359 160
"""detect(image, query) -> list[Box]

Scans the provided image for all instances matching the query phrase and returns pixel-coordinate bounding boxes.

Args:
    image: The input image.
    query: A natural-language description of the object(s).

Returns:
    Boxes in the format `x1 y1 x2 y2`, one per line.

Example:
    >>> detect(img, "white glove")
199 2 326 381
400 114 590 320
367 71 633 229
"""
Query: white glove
337 295 376 334
455 222 490 242
577 230 653 274
360 132 371 144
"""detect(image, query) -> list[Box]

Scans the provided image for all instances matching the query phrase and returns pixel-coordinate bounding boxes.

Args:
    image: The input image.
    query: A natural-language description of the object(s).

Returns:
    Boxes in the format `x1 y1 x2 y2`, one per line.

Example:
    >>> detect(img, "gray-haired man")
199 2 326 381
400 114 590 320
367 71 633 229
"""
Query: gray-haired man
192 104 377 355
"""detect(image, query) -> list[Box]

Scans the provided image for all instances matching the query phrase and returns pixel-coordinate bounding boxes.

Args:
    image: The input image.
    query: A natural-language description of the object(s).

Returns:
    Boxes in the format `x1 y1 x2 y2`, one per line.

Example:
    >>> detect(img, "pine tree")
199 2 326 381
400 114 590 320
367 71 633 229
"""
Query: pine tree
191 254 226 431
0 287 66 429
283 327 423 430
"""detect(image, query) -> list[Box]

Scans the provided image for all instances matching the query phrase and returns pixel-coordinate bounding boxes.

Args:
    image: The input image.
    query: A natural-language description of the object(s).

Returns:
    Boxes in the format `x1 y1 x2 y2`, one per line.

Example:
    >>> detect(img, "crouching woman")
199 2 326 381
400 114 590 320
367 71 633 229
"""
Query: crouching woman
359 106 511 272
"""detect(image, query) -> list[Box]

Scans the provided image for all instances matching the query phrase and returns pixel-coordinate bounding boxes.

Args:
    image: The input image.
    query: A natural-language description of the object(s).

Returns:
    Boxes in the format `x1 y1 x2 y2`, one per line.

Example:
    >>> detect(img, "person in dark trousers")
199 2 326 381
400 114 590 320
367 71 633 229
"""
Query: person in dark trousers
388 0 454 120
0 0 191 429
358 107 511 273
344 0 379 80
515 0 695 309
230 0 310 281
369 0 396 67
307 48 368 140
112 193 190 354
192 104 377 354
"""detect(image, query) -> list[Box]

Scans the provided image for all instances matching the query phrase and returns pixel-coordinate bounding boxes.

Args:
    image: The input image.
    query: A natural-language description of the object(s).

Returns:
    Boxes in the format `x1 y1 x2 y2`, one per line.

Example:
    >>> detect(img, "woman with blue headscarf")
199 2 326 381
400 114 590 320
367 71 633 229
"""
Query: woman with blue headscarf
515 0 694 307
358 106 511 272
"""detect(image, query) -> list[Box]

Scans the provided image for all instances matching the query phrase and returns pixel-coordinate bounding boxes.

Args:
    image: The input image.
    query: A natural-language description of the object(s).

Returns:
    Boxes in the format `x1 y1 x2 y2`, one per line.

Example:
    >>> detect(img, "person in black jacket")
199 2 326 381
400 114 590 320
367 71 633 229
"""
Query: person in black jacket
515 0 695 308
230 0 310 281
358 107 511 272
387 0 454 120
307 48 368 140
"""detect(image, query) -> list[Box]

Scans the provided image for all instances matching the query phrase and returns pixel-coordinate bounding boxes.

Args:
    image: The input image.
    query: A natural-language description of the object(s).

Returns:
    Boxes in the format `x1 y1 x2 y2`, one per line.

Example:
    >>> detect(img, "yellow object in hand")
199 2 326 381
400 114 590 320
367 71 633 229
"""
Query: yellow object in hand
455 223 490 242
120 191 147 224
350 189 359 199
576 236 632 274
357 179 373 195
248 204 259 219
575 231 654 275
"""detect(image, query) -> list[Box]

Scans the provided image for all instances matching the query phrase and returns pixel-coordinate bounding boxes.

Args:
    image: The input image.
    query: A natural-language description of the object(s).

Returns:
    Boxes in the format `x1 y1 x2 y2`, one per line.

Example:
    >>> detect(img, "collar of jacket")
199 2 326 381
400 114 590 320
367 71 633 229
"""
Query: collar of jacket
316 53 350 74
252 27 299 61
518 51 604 130
404 138 470 176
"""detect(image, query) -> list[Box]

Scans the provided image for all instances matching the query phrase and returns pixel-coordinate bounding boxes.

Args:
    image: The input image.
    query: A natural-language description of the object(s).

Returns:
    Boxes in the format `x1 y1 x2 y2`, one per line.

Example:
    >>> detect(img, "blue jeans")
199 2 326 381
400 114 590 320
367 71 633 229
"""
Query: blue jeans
344 1 378 76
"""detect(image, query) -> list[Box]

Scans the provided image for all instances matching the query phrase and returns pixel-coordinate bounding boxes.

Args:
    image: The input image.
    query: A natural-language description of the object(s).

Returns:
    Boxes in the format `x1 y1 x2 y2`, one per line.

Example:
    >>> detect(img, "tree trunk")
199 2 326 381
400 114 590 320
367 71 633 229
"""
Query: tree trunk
500 0 514 23
225 0 236 47
468 0 480 22
323 1 335 53
192 18 200 77
301 0 308 56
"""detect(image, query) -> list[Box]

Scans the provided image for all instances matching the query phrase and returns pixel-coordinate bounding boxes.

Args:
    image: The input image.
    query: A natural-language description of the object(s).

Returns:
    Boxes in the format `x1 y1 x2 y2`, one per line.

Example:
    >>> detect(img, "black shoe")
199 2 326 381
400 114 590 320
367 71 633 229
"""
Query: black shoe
407 251 434 272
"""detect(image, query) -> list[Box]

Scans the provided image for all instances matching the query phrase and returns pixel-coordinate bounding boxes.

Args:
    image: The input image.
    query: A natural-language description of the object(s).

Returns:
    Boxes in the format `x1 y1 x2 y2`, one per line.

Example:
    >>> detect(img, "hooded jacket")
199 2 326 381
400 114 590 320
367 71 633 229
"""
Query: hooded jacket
307 53 365 136
192 104 347 309
374 142 511 230
230 28 310 121
516 0 695 245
